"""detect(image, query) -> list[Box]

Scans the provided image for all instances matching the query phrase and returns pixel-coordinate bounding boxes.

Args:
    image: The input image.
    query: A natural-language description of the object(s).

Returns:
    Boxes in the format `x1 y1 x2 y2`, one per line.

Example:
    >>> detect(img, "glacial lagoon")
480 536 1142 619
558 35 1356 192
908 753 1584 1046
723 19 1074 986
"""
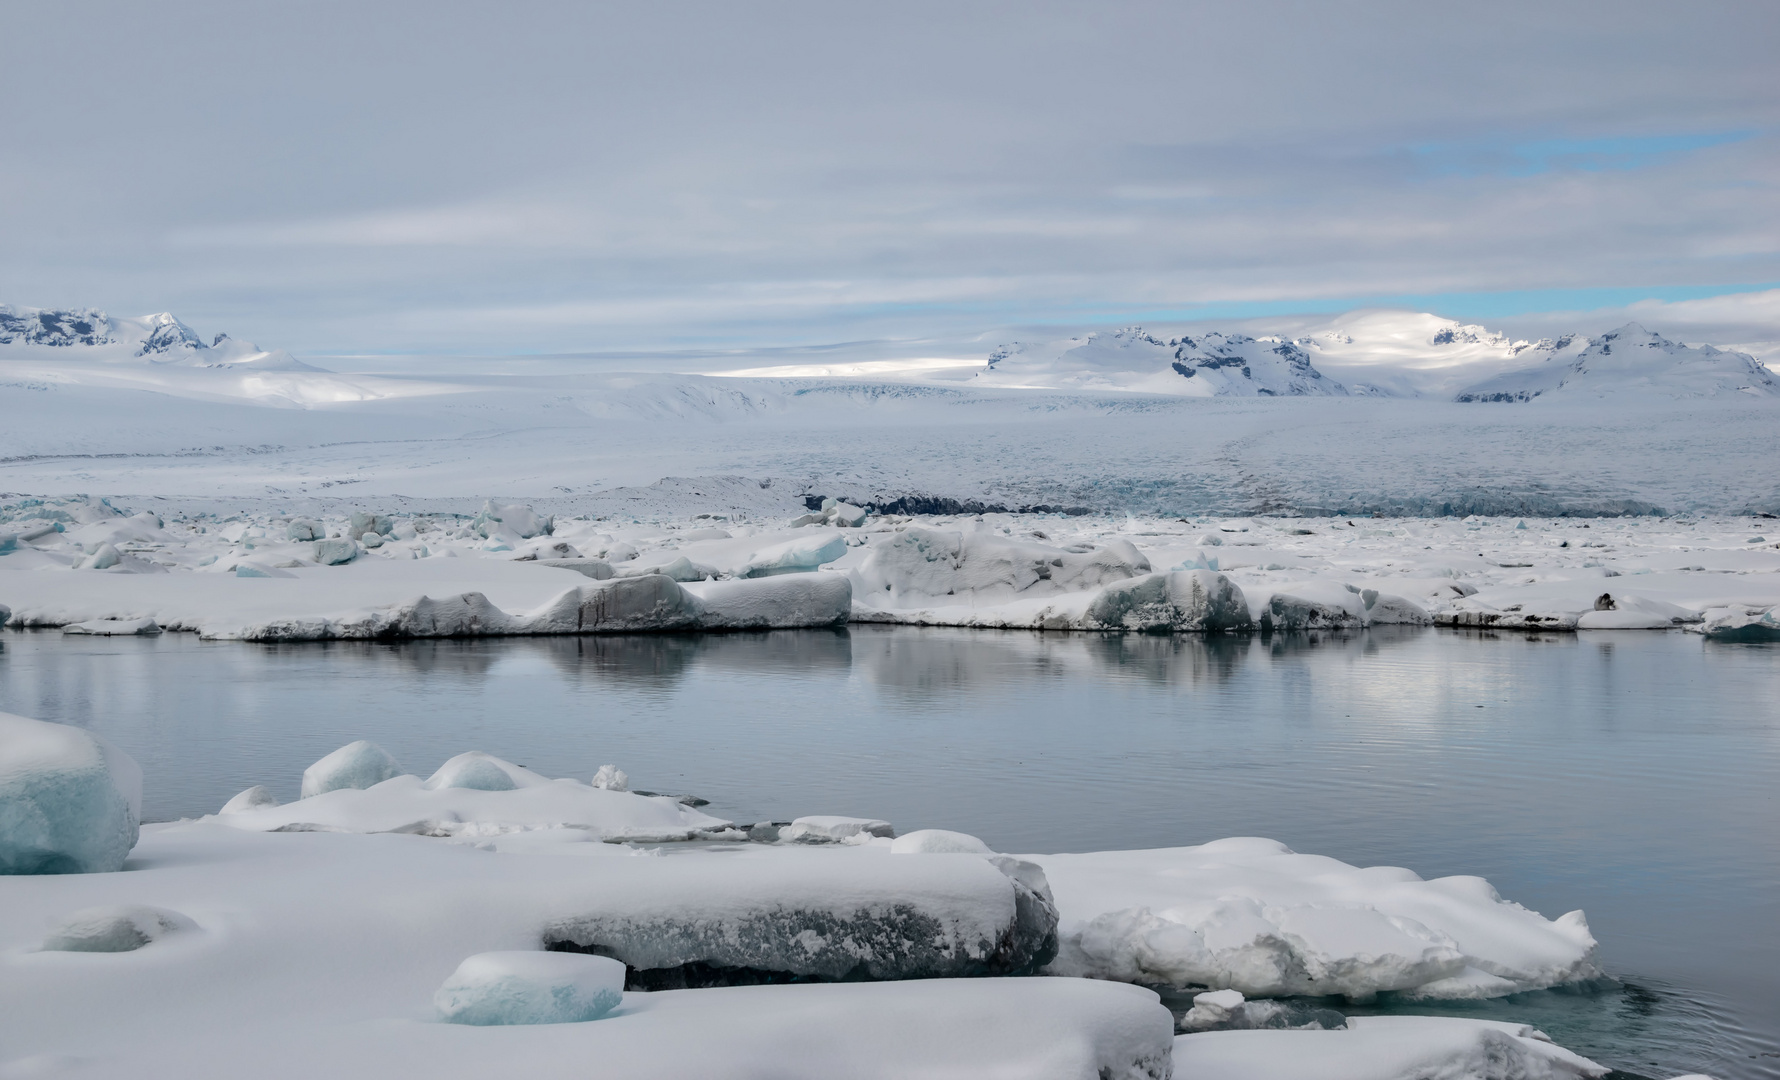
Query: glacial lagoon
2 625 1775 1079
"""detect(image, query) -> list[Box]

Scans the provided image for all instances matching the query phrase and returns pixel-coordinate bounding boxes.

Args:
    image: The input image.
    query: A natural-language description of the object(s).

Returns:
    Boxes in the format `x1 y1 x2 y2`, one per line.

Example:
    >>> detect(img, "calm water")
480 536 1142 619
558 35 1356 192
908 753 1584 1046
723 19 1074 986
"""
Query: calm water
2 626 1776 1079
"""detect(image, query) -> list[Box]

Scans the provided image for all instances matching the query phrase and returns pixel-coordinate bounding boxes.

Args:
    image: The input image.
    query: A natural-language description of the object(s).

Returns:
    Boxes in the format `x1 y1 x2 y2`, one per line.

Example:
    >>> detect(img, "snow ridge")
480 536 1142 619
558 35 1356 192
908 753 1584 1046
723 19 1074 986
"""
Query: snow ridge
0 303 316 372
1453 322 1779 402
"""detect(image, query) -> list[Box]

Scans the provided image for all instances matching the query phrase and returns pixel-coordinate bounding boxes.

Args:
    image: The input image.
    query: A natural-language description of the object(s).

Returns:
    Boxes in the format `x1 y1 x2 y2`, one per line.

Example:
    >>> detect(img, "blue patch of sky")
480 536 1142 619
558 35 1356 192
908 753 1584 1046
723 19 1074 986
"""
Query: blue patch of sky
890 283 1780 329
1407 130 1756 178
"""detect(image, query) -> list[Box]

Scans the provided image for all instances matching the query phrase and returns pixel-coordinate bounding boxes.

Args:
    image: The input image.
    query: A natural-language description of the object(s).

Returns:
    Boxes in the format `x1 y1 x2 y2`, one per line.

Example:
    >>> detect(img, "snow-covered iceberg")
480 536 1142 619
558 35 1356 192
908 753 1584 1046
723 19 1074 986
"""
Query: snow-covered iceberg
0 712 142 874
1030 838 1601 1001
434 951 625 1025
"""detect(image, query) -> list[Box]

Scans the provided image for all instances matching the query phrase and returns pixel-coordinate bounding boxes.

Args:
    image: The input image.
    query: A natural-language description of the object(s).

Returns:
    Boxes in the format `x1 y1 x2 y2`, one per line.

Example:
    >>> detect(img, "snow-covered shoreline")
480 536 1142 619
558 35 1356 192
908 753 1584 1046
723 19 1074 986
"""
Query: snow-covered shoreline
4 495 1777 642
2 722 1630 1079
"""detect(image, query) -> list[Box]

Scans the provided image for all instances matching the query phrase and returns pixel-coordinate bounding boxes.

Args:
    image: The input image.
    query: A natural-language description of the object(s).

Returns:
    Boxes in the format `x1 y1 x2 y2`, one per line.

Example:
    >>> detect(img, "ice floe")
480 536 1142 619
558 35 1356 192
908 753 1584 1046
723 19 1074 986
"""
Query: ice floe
1029 838 1600 1001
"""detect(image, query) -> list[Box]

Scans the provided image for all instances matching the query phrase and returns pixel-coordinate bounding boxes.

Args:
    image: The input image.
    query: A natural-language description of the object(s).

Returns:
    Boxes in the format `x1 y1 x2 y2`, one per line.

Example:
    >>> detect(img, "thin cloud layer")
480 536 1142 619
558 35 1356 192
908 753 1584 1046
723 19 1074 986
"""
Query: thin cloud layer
2 0 1776 355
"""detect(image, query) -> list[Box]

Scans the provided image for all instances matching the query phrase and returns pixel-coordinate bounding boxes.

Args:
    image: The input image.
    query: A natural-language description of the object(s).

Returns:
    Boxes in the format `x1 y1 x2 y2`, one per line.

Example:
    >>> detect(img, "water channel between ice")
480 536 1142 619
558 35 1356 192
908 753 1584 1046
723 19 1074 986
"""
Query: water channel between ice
2 626 1775 1079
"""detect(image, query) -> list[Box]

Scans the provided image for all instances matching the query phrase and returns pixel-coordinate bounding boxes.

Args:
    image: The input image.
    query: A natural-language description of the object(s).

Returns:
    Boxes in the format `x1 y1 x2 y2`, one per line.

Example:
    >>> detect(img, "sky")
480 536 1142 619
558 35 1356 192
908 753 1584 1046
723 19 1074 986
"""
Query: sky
3 0 1777 360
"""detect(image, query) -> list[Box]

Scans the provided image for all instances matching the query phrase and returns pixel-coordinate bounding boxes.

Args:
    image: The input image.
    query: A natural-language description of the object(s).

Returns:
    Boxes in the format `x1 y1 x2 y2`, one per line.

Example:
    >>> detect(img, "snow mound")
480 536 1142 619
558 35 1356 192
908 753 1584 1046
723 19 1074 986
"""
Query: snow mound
0 713 141 874
979 326 1348 397
226 747 732 840
434 951 625 1025
219 785 278 813
424 751 552 792
853 528 1149 607
891 829 995 854
1031 838 1600 1001
1455 323 1779 402
740 532 848 577
473 501 554 542
1172 1015 1606 1079
40 904 197 952
299 740 404 799
543 847 1059 986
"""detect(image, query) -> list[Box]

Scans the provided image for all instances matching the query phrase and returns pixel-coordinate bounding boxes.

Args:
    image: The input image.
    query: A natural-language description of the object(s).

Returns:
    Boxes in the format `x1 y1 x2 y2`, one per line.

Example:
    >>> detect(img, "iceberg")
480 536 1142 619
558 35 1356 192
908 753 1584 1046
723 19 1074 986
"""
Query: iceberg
1086 570 1252 632
544 847 1059 987
298 740 404 799
0 712 142 874
434 951 625 1026
1031 838 1601 1001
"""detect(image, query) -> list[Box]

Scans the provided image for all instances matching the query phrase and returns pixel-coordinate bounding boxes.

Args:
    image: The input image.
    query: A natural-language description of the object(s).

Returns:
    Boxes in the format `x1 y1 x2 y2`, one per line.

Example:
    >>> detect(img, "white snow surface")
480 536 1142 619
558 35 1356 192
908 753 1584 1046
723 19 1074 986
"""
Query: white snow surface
1029 838 1601 1001
0 821 1173 1080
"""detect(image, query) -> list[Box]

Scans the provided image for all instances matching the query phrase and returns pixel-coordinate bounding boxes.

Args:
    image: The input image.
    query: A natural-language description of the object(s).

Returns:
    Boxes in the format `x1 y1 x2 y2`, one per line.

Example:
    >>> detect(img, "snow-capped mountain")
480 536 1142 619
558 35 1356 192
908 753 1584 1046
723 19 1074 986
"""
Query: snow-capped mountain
1452 323 1779 402
976 326 1348 397
0 305 316 371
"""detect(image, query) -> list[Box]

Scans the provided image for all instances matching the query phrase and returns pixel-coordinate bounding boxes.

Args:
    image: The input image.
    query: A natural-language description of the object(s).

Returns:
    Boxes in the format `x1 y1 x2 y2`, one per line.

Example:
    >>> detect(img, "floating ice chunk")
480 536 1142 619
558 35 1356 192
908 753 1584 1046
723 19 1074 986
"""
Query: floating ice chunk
1171 1015 1607 1079
0 713 141 874
1088 570 1252 632
1033 839 1601 1001
219 785 278 813
40 905 196 952
63 618 161 636
423 752 550 792
434 951 625 1026
892 829 994 854
311 538 358 565
779 815 895 844
75 543 120 570
299 740 404 799
689 573 852 630
1695 604 1780 642
742 533 848 577
591 765 629 791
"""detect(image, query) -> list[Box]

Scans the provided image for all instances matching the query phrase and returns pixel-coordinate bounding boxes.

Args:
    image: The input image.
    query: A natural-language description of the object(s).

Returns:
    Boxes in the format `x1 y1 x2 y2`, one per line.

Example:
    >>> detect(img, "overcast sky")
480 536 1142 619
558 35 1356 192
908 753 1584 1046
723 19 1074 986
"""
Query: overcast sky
3 1 1776 357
